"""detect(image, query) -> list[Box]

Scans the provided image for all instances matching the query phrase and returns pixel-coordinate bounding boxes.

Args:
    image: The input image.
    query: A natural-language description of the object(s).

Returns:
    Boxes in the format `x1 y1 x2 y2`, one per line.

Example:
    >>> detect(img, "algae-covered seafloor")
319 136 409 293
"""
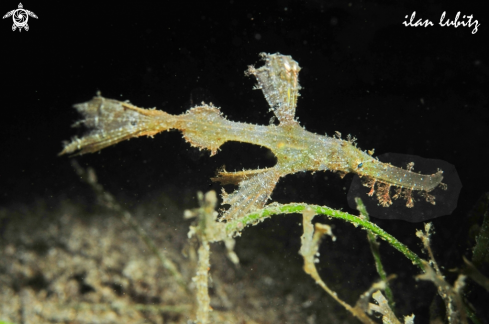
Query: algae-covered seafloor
1 185 488 323
0 192 349 323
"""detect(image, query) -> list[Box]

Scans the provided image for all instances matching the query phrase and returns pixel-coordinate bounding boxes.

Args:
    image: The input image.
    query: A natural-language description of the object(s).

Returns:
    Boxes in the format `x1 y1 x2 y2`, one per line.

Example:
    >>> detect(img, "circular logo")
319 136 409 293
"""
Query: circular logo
2 3 38 32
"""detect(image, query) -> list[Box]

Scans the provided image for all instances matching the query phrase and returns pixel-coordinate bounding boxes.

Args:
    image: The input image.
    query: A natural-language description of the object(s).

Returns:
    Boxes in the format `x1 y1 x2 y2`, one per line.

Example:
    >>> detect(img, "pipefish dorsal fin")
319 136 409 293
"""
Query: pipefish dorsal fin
246 53 301 126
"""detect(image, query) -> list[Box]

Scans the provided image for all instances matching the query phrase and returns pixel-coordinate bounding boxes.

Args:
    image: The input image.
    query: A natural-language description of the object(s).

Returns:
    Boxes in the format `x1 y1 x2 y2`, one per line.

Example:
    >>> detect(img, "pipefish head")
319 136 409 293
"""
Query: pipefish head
343 156 377 175
327 155 377 176
339 145 379 175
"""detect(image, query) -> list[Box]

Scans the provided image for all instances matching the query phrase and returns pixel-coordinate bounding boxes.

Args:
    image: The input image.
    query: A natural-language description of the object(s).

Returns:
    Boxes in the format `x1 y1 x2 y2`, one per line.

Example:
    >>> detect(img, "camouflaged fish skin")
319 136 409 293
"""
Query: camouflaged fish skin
61 53 445 220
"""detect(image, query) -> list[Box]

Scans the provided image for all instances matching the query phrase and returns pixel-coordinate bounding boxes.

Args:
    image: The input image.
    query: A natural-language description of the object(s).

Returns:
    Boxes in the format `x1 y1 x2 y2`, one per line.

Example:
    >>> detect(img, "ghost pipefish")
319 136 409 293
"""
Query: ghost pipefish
60 53 446 221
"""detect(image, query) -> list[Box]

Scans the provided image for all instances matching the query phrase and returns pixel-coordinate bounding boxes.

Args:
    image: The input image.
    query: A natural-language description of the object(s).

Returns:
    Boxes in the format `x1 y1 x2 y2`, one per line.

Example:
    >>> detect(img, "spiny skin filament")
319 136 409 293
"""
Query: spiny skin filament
347 153 459 222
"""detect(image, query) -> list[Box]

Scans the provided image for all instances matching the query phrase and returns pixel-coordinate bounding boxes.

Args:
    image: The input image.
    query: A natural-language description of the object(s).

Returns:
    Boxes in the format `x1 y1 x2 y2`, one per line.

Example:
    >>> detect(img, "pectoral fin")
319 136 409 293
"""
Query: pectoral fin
211 167 273 185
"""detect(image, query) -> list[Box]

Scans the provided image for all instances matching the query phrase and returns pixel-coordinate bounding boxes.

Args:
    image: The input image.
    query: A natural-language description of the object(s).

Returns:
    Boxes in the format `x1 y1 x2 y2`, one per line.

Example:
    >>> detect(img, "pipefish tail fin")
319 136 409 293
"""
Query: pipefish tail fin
59 96 173 156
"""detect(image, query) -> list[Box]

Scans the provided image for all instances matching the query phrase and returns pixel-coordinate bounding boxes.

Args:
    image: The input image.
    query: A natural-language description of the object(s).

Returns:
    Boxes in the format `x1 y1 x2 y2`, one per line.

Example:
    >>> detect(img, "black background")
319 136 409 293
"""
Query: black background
1 0 488 321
